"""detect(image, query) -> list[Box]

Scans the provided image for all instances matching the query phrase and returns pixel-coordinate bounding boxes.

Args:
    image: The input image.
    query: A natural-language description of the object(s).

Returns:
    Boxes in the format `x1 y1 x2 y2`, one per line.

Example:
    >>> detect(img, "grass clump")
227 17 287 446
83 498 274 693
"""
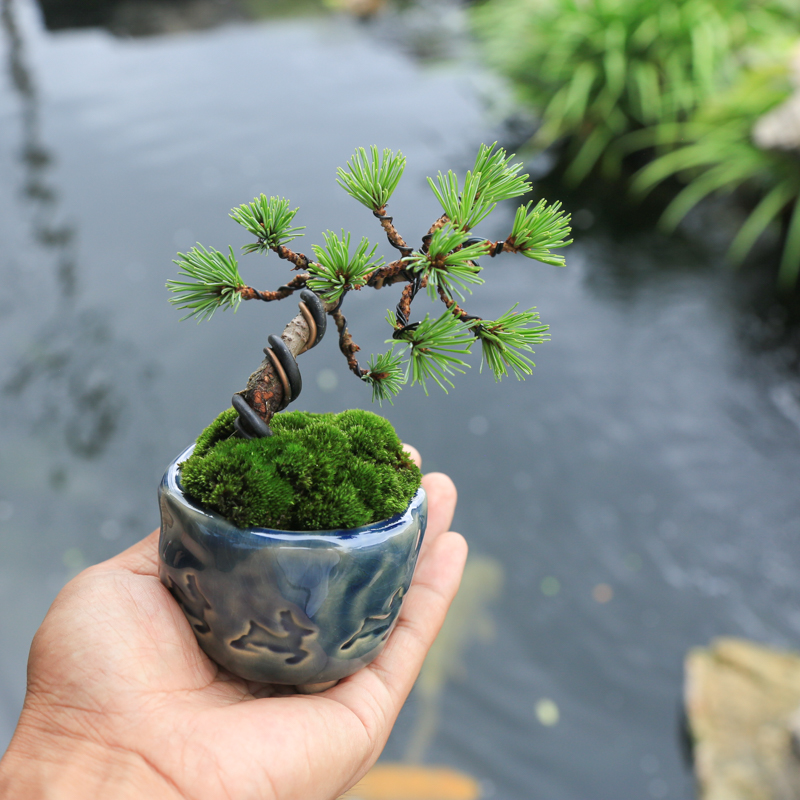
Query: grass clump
472 0 798 184
179 408 422 531
630 61 800 288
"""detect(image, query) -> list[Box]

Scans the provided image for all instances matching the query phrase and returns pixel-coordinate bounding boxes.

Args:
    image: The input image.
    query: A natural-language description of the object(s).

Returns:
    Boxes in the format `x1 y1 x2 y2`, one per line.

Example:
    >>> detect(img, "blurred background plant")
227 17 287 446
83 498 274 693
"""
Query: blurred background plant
472 0 800 288
630 55 800 288
472 0 797 183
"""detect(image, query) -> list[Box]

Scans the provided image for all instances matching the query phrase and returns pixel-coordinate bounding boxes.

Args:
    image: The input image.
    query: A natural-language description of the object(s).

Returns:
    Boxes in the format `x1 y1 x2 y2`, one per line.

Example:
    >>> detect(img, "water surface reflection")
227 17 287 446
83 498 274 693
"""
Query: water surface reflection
1 3 799 799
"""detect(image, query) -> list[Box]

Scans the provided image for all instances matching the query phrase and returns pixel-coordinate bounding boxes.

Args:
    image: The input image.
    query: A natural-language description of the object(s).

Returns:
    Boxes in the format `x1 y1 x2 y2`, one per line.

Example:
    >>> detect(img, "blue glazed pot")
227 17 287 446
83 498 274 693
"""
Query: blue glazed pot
158 444 427 688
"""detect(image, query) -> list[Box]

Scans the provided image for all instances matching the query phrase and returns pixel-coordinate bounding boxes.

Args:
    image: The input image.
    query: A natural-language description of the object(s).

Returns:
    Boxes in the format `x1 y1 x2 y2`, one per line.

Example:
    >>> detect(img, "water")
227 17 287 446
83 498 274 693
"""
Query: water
2 1 800 798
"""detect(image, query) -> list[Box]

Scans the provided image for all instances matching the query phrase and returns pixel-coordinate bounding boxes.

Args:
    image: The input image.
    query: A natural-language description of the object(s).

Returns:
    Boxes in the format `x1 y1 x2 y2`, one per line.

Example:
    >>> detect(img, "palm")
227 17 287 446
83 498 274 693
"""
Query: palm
11 463 465 800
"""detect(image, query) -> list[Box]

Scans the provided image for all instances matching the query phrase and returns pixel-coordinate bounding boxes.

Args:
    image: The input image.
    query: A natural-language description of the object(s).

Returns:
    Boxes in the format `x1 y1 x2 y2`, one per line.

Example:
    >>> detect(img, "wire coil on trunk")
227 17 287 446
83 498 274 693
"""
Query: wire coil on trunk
232 289 327 439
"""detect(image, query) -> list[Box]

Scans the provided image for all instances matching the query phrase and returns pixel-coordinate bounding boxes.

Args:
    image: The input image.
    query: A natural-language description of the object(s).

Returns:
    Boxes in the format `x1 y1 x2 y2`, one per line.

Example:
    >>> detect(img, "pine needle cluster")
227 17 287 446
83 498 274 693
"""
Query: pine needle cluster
336 146 406 211
167 245 244 322
428 170 494 232
405 224 489 300
427 143 534 231
362 349 405 405
508 200 573 266
472 143 532 203
475 306 550 380
391 311 475 394
308 231 384 302
230 195 304 254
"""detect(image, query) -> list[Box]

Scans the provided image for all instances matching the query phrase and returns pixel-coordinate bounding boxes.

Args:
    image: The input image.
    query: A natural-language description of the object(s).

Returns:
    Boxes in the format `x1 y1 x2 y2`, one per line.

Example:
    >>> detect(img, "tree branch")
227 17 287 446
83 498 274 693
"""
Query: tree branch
272 244 313 270
239 274 309 302
422 214 449 253
397 282 417 326
436 285 482 330
365 259 411 289
238 222 511 421
488 239 512 256
373 207 413 255
331 308 367 378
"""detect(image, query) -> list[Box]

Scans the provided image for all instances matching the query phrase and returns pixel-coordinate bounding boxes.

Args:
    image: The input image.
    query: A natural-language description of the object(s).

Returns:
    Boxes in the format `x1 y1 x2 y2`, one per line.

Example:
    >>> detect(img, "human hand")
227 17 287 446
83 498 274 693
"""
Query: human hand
0 446 466 800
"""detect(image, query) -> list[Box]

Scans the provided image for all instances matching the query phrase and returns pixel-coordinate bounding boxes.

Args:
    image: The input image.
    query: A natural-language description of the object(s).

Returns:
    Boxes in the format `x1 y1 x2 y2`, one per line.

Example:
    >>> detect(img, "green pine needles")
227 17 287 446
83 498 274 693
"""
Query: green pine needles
426 144 537 233
230 195 305 254
405 224 489 301
475 306 550 380
308 230 384 303
336 146 407 211
392 310 475 394
472 142 532 203
167 142 572 403
363 348 405 404
428 170 495 231
508 200 573 266
167 245 245 322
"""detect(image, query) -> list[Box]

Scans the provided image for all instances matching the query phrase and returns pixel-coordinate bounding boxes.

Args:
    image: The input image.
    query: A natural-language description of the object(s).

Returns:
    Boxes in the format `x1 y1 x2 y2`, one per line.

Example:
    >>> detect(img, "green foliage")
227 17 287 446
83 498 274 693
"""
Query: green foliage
166 245 245 322
168 142 573 404
631 62 800 287
509 199 573 266
428 169 495 231
179 409 422 531
363 348 405 405
230 195 305 254
336 146 407 211
405 224 489 300
391 310 475 394
472 142 532 202
308 230 384 302
474 305 550 380
473 0 799 183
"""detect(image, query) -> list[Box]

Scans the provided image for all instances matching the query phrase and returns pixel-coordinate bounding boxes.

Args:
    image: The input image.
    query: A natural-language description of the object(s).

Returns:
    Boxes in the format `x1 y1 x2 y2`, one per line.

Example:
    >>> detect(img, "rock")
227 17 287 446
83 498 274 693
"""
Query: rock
753 44 800 152
686 637 800 800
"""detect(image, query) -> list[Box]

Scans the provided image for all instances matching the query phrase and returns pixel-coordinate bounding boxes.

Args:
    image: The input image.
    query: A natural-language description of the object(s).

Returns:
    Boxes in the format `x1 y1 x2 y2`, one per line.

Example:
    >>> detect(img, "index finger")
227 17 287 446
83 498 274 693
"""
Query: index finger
403 442 458 549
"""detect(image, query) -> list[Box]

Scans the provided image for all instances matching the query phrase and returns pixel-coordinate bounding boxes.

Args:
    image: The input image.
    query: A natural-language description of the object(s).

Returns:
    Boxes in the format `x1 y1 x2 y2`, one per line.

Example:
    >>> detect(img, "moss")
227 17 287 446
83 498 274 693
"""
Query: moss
179 408 422 531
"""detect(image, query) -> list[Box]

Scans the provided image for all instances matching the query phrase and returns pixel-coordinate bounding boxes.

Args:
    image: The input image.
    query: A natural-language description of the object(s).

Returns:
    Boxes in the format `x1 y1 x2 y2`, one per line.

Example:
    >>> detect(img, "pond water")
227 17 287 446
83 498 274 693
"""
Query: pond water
2 1 800 798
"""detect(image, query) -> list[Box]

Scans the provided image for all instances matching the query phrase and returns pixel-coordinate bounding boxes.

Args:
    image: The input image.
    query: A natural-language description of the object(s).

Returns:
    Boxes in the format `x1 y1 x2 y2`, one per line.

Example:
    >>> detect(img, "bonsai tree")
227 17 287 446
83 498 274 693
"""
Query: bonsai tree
166 143 572 530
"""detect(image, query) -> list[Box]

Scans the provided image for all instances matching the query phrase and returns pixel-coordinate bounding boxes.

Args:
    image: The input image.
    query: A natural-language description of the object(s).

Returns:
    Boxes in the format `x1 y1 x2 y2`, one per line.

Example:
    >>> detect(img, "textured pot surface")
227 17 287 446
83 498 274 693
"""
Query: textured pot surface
158 444 427 685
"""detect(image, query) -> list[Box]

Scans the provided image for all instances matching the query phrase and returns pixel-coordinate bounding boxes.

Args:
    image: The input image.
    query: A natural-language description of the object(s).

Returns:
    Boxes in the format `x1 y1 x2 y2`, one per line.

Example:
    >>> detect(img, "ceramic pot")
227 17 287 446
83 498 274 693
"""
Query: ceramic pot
158 444 427 690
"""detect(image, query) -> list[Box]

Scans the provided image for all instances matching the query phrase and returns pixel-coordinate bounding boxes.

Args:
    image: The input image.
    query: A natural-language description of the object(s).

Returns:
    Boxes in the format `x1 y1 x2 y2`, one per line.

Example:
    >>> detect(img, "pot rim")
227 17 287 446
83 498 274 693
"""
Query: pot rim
163 442 426 541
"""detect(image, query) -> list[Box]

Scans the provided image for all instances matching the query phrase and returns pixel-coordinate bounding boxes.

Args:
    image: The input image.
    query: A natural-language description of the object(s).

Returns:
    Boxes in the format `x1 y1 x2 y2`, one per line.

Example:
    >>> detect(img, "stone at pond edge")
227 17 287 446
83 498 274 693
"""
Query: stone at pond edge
686 637 800 800
753 44 800 152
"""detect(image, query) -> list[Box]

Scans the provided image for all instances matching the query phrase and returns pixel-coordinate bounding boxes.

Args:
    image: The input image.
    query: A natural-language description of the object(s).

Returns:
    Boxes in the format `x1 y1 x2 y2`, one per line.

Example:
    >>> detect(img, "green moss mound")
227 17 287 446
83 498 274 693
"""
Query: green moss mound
179 408 422 531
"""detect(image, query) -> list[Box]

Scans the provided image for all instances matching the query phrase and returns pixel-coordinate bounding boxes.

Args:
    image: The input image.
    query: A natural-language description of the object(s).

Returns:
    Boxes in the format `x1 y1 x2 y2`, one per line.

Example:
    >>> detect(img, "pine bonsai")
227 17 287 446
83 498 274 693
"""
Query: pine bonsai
166 143 572 530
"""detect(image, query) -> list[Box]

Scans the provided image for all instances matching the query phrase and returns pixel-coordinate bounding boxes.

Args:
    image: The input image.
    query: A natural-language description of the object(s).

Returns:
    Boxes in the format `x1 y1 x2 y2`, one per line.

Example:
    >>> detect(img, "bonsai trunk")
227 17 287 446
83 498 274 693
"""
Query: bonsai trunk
239 264 414 425
240 304 317 424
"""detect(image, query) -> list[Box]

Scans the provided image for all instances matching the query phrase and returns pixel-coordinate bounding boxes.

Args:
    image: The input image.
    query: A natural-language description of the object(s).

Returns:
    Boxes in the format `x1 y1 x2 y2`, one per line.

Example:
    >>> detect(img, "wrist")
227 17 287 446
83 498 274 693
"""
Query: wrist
0 715 181 800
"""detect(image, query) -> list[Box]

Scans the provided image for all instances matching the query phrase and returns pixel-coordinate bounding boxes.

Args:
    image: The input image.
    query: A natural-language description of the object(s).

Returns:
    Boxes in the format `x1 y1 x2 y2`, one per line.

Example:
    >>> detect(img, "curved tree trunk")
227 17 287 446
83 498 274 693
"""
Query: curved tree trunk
240 307 314 425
